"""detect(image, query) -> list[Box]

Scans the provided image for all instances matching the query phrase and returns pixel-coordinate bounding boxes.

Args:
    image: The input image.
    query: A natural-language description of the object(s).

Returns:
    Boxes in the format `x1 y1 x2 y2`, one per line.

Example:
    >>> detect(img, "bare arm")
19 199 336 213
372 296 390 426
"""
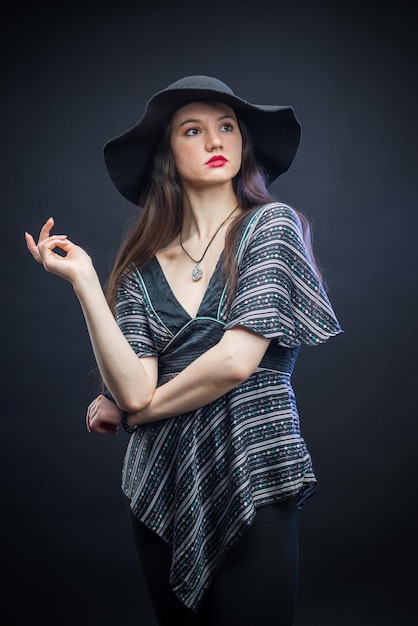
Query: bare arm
125 325 273 428
25 218 157 412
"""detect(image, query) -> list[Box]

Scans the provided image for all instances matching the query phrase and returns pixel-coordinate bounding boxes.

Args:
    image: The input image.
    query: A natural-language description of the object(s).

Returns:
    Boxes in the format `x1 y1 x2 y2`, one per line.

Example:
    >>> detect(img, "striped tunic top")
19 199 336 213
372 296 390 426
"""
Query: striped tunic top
115 203 342 610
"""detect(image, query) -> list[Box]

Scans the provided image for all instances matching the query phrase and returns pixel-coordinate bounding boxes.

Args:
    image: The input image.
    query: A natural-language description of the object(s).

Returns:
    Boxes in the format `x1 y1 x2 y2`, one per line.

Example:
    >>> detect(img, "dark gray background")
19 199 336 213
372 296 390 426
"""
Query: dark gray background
3 1 417 624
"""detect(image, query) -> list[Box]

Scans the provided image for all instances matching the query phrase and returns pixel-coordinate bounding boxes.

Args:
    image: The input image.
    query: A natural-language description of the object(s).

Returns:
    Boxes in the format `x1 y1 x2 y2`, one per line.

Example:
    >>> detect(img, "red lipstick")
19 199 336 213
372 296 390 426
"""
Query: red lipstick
206 155 227 166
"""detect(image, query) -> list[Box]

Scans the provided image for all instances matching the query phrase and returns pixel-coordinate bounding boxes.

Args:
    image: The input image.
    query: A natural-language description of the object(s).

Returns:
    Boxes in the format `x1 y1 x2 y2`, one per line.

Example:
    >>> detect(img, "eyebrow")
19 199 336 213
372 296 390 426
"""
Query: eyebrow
177 114 235 128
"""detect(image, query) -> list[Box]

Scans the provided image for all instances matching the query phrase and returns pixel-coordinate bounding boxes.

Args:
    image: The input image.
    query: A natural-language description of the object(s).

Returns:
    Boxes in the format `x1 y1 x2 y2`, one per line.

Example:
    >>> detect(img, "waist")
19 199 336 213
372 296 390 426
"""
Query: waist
258 343 299 374
159 340 299 378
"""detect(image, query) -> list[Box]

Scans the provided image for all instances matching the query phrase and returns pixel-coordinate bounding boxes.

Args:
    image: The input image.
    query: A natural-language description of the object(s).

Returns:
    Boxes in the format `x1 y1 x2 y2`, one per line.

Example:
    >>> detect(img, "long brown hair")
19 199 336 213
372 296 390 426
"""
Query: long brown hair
105 114 322 311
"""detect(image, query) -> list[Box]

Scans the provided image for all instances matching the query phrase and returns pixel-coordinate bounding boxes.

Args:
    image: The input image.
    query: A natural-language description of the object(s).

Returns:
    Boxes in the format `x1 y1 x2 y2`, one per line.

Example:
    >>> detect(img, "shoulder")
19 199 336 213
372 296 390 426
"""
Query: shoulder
249 202 302 231
234 202 312 274
116 265 145 300
240 203 303 249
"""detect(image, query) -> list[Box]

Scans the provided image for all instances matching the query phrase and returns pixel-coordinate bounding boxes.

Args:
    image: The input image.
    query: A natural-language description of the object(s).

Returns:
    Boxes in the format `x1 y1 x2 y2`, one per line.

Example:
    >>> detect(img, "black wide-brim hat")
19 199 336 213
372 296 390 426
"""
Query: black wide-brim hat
103 75 301 205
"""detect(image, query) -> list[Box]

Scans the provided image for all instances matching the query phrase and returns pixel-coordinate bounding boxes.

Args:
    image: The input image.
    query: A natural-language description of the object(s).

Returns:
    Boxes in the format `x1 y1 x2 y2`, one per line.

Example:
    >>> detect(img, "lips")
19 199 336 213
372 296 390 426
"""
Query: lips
206 155 227 166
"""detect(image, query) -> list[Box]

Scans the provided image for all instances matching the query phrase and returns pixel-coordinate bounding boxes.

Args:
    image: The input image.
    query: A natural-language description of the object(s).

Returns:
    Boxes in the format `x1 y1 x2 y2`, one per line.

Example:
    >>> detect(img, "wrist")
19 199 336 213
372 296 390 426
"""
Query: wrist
120 410 138 434
99 391 138 434
73 267 102 296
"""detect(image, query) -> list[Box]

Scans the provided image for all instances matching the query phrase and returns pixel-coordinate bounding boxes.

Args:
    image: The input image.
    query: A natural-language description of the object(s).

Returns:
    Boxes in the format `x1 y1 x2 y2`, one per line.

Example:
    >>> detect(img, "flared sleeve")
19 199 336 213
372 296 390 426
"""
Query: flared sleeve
114 270 159 357
224 203 343 347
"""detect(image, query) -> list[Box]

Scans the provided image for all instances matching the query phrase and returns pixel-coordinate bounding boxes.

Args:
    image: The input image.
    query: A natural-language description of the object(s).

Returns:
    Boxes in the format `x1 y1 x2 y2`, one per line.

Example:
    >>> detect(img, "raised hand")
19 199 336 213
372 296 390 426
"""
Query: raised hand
25 217 94 285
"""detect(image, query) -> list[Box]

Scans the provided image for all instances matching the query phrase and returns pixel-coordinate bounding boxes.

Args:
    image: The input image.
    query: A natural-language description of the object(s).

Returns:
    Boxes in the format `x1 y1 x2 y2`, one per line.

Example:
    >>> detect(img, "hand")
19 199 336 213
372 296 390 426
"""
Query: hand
25 217 95 284
86 394 122 435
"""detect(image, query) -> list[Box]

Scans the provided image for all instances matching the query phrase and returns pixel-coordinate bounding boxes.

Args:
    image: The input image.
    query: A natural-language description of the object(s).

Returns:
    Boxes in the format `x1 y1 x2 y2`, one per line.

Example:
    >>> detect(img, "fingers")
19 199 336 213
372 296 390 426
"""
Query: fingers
33 216 54 244
39 216 54 238
25 231 43 263
86 406 93 432
86 395 119 435
86 397 98 432
94 423 118 435
40 235 70 257
25 217 68 264
89 420 118 434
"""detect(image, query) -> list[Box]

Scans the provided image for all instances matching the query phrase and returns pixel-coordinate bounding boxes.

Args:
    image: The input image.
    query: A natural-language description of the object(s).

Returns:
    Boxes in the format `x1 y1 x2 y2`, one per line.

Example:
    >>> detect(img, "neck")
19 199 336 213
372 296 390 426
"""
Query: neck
181 187 240 239
179 201 239 280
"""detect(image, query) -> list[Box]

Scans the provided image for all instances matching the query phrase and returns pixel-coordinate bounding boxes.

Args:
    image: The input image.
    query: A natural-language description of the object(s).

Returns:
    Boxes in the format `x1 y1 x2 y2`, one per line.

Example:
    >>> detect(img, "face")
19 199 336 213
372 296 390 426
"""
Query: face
170 101 242 189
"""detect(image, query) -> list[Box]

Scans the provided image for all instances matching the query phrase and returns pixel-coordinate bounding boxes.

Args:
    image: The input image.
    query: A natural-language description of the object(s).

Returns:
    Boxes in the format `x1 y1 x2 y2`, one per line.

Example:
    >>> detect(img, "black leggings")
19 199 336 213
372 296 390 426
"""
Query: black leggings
126 497 299 626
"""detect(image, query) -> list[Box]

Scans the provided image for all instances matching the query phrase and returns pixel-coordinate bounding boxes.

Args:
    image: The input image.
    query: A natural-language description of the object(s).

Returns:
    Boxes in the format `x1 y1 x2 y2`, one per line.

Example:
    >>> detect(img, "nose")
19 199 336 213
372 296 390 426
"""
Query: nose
205 128 223 151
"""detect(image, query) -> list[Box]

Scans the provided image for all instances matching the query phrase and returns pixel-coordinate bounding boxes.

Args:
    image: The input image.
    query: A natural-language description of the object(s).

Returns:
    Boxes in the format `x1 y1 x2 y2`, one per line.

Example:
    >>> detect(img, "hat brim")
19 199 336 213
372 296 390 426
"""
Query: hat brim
104 84 301 205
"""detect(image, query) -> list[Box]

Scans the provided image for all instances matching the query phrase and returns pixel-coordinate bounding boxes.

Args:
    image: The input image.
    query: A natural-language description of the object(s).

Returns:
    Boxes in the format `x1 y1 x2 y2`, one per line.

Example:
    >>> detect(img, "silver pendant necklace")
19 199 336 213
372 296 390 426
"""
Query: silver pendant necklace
180 204 239 281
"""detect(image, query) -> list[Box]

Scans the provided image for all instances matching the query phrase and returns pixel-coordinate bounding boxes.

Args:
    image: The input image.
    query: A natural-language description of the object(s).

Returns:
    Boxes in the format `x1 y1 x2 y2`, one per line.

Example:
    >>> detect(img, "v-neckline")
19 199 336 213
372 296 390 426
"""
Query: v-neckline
152 253 224 320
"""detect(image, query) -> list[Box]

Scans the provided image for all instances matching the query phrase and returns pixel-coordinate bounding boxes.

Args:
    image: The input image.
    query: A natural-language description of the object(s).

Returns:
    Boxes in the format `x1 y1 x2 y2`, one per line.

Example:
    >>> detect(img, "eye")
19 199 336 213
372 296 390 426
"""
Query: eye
185 127 200 136
220 123 233 132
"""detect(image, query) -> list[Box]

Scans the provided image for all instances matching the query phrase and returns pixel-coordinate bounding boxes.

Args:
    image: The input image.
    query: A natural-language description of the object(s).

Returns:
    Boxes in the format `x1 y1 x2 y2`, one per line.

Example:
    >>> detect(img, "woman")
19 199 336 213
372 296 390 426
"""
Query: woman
26 75 342 625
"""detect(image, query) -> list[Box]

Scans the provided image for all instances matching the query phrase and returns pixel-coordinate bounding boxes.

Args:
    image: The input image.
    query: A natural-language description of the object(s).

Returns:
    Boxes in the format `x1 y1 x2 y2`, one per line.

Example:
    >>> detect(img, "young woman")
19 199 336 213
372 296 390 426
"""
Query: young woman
26 75 342 625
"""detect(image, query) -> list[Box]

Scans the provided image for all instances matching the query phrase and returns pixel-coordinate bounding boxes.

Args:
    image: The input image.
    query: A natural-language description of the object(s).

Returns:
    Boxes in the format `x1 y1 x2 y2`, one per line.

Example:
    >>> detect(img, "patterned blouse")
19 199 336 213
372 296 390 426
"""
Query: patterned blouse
114 203 342 610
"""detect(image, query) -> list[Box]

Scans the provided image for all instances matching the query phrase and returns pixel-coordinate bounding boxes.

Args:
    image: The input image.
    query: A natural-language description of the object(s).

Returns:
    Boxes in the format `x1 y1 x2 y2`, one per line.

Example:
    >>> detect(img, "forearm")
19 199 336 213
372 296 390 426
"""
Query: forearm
129 327 271 425
73 271 156 411
146 344 239 420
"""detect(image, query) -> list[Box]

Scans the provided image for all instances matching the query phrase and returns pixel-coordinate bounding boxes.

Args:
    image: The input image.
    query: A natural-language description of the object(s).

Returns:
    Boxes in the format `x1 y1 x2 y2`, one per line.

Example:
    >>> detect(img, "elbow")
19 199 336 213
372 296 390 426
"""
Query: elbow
115 386 154 414
231 363 254 385
122 390 154 414
113 359 158 412
222 351 255 386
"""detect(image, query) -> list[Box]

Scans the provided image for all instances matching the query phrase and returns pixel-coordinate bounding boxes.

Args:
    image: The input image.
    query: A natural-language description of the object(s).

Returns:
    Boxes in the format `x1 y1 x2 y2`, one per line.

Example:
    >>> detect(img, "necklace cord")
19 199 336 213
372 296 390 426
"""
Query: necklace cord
179 203 239 264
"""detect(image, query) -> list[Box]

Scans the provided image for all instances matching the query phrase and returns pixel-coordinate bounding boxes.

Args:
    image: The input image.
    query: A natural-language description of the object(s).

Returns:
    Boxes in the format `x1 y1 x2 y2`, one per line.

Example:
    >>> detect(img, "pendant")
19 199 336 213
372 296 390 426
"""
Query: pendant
192 264 203 282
